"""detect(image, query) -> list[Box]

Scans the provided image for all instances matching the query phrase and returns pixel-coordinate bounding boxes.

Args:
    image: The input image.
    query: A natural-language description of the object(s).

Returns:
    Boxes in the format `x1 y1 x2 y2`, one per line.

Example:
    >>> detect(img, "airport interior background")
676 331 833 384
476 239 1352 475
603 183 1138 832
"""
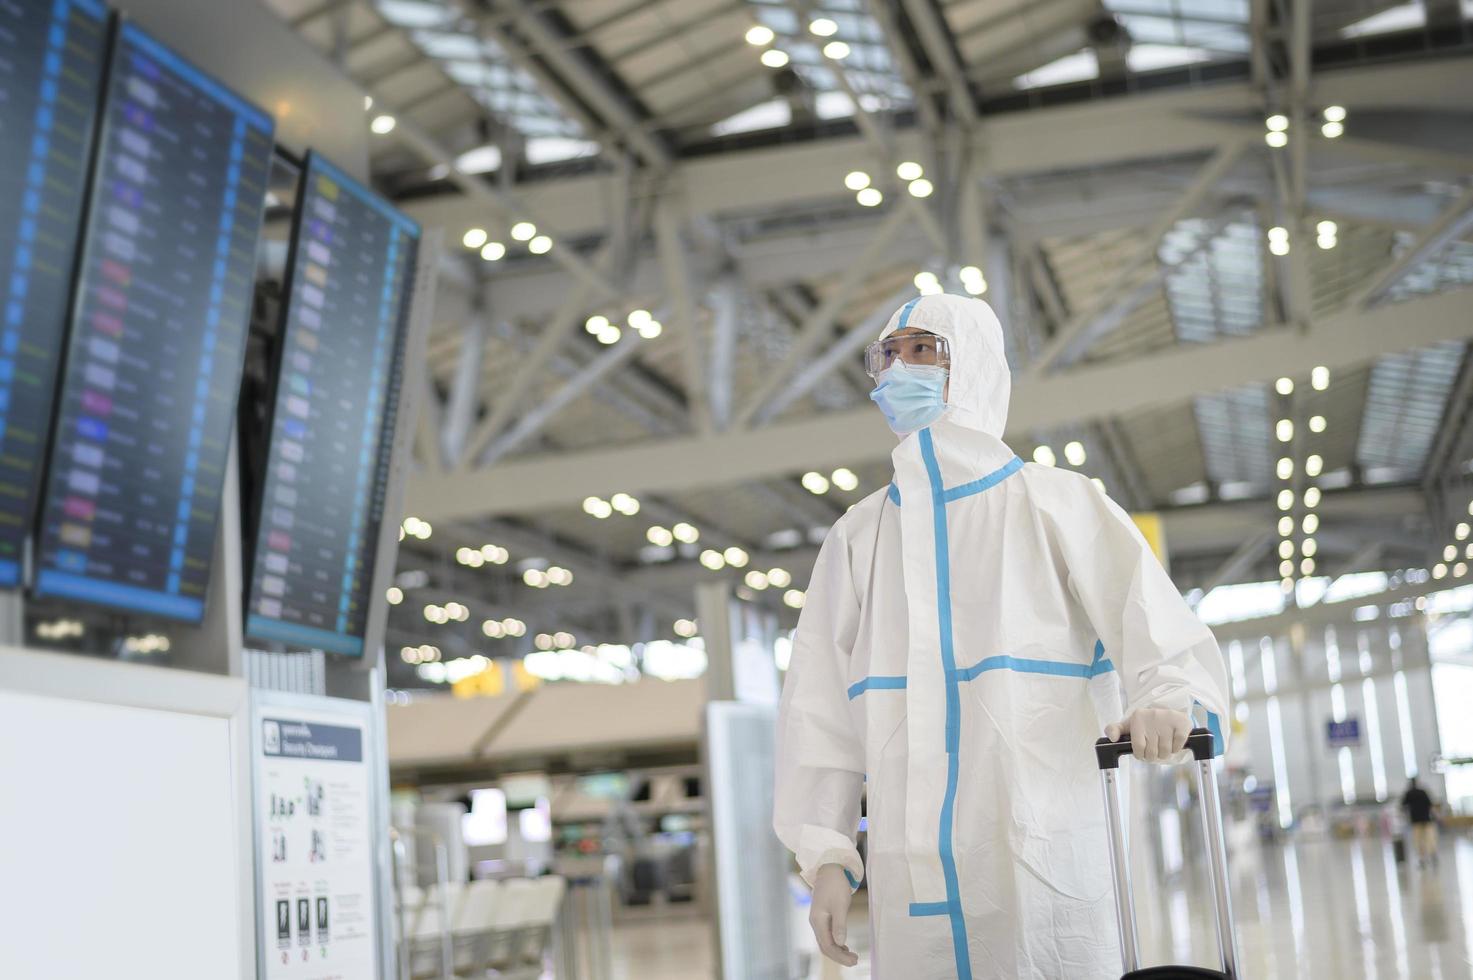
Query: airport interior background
1 0 1473 978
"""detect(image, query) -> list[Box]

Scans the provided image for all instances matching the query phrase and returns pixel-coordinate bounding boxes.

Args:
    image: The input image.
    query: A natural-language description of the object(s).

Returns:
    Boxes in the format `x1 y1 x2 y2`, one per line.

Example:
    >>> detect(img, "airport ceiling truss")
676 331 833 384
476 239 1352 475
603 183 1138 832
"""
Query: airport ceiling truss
265 0 1473 680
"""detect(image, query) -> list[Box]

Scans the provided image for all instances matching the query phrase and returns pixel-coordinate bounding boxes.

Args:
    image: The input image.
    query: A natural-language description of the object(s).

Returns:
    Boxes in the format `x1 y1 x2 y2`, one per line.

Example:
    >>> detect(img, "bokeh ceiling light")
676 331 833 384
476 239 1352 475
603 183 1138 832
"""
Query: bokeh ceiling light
745 24 774 46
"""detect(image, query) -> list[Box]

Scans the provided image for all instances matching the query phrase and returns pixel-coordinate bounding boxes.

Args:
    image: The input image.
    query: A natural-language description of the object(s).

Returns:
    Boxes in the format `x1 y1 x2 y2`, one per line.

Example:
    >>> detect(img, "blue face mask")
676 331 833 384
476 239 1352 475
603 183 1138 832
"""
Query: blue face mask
869 359 948 435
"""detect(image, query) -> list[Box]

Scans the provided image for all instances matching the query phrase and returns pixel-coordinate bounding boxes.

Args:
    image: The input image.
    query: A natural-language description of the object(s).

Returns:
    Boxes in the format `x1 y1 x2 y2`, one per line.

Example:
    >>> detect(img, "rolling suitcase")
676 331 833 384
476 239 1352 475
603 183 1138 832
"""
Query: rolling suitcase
1094 728 1240 979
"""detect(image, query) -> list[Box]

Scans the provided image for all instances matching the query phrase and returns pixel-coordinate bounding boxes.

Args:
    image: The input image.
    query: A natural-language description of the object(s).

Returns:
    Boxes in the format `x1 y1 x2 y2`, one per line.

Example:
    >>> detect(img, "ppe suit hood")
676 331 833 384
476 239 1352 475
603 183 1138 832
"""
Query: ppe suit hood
878 294 1010 439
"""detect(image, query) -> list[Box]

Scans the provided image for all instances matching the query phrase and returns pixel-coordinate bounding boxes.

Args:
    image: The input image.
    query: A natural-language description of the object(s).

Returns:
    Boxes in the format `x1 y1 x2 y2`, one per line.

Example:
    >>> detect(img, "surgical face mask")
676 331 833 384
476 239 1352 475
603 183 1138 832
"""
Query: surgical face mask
869 359 948 435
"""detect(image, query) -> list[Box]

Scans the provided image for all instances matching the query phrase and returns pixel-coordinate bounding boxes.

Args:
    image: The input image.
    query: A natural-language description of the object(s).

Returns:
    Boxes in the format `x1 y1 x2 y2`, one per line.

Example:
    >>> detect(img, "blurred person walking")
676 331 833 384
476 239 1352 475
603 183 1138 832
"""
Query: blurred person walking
1401 776 1439 868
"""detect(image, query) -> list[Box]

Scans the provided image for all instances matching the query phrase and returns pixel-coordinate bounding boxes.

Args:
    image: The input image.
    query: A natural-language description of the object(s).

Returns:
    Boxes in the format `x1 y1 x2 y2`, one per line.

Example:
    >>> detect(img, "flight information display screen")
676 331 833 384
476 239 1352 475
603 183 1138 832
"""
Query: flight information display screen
32 21 274 622
244 153 417 656
0 0 109 587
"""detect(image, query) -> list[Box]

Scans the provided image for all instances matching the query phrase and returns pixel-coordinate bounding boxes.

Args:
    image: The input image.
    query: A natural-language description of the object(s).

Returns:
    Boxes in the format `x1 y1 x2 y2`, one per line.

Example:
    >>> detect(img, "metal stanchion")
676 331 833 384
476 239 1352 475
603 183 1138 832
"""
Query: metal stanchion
557 874 614 980
431 836 454 980
389 827 455 980
555 887 580 980
550 895 570 980
595 859 616 979
389 829 411 980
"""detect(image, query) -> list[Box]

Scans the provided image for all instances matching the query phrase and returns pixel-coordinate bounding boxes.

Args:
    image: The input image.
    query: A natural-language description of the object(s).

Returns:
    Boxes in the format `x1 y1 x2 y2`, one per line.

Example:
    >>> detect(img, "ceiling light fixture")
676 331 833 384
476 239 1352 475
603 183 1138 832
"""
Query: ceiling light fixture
745 25 774 46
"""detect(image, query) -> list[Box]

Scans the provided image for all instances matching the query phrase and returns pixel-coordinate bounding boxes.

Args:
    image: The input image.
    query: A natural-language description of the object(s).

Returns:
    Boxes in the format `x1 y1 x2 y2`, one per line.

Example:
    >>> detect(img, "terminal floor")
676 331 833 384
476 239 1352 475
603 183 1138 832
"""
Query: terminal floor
581 833 1473 979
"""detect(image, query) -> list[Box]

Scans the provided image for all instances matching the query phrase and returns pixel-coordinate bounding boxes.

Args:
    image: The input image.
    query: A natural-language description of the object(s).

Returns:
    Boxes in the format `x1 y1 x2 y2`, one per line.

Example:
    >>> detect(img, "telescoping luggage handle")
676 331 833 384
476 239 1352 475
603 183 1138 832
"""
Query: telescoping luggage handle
1094 728 1240 979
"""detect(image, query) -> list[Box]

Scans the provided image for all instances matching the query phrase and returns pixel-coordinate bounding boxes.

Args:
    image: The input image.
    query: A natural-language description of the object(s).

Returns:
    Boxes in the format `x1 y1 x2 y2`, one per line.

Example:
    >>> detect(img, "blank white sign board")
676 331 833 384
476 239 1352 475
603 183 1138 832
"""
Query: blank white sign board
0 687 246 979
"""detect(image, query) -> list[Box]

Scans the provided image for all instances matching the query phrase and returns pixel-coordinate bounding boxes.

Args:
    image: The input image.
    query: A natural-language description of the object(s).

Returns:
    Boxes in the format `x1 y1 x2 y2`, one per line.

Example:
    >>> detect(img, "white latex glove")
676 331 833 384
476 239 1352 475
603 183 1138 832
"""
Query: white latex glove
1105 706 1192 763
810 864 859 967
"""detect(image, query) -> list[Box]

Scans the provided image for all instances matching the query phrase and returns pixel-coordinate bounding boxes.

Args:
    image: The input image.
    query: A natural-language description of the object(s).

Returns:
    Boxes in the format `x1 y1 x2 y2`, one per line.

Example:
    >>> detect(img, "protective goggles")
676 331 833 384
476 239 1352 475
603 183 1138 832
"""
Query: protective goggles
863 332 950 378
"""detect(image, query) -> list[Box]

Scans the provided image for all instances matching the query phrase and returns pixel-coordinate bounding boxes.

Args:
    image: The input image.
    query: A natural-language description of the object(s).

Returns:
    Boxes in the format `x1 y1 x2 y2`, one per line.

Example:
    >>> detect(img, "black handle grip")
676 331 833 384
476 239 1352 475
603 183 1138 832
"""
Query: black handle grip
1095 726 1214 769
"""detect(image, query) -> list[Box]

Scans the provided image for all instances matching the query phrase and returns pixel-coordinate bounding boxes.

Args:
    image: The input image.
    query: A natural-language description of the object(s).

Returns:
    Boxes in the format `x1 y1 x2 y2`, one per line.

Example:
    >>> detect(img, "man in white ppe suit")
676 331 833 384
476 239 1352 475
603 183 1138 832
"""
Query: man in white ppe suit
773 293 1230 978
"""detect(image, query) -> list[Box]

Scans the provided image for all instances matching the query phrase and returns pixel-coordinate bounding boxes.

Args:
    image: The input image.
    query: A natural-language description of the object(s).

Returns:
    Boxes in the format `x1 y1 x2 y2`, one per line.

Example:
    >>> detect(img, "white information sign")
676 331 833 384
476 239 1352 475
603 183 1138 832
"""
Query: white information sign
254 696 382 980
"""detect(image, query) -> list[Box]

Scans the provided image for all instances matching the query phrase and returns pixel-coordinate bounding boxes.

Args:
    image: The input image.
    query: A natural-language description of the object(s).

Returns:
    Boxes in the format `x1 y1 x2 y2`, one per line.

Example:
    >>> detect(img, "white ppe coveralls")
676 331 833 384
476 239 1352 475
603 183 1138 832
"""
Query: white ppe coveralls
773 294 1230 979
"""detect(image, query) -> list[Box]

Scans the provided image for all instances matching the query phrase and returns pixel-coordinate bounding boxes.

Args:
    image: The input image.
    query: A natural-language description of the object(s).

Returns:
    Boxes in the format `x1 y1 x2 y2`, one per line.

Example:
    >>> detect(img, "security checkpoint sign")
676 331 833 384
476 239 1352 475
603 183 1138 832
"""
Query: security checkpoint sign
1327 718 1362 748
254 696 382 980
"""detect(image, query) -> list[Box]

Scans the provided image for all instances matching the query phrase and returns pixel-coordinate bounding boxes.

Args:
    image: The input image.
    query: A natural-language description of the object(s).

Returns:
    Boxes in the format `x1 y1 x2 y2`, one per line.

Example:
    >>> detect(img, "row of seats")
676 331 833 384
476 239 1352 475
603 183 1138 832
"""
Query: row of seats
399 875 566 978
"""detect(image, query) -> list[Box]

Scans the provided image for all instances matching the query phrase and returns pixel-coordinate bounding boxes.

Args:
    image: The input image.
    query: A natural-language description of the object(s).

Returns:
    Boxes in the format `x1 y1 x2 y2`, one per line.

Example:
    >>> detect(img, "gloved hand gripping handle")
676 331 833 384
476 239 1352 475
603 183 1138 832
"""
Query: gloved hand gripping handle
1094 726 1214 769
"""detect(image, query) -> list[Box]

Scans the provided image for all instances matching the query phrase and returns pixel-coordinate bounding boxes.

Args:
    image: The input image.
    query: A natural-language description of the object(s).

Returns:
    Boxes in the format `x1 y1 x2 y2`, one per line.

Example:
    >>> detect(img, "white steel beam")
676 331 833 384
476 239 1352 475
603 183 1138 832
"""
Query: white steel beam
441 313 487 467
654 198 712 434
491 0 672 168
414 367 445 471
767 285 875 398
477 329 649 467
751 285 913 426
707 273 740 430
1350 184 1473 310
1027 142 1247 374
898 0 979 124
733 205 913 427
1192 530 1275 605
396 59 1473 246
386 112 621 299
445 218 935 325
457 277 600 466
406 287 1473 519
473 7 609 143
827 59 947 252
863 0 943 132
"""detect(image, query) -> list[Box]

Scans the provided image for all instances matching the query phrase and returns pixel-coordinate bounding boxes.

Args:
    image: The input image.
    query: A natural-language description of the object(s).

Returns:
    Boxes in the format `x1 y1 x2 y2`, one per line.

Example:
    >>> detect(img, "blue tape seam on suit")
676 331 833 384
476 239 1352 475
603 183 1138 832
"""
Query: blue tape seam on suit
952 649 1116 682
847 675 908 700
897 297 921 329
852 650 1112 698
943 456 1024 502
887 456 1023 508
1197 700 1224 757
917 427 973 979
